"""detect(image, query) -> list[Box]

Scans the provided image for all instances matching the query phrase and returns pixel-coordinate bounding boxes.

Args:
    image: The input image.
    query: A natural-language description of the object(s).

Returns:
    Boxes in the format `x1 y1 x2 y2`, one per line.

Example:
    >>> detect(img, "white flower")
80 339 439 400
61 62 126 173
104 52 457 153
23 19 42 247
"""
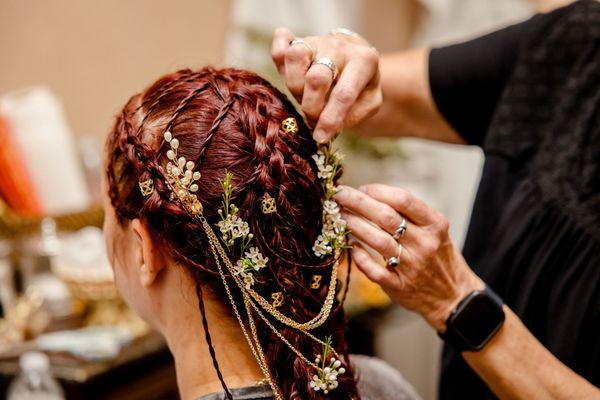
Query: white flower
254 254 268 270
233 260 245 276
313 235 333 257
312 153 325 167
229 216 249 239
332 214 347 233
245 247 261 262
217 219 231 234
317 164 333 179
243 274 255 289
323 200 340 215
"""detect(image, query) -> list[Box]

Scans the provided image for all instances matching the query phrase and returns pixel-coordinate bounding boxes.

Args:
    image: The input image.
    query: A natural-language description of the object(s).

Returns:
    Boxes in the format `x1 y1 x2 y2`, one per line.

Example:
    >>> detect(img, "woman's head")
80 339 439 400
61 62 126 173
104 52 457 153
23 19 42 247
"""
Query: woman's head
103 67 358 399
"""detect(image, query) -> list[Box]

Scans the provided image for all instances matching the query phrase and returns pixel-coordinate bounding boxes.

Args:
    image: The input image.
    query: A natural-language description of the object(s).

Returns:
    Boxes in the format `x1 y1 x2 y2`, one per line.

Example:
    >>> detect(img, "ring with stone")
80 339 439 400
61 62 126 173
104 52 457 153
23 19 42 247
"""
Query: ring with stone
386 244 403 268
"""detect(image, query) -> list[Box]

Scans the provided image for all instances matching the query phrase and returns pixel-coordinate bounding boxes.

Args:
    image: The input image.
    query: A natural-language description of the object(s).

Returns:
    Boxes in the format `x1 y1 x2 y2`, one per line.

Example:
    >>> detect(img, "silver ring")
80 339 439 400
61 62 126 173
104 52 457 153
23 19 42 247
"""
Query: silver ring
386 244 403 268
311 57 338 81
289 39 316 56
393 218 408 241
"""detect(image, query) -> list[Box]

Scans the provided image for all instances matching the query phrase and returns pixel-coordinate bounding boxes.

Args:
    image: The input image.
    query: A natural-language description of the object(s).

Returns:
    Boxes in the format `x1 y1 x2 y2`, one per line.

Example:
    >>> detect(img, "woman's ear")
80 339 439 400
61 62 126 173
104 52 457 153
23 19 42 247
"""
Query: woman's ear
131 219 166 288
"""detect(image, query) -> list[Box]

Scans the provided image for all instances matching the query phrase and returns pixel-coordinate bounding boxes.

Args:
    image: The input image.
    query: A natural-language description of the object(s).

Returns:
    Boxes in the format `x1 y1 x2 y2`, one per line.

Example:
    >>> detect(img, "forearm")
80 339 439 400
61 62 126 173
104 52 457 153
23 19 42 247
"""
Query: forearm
463 307 599 400
355 48 465 144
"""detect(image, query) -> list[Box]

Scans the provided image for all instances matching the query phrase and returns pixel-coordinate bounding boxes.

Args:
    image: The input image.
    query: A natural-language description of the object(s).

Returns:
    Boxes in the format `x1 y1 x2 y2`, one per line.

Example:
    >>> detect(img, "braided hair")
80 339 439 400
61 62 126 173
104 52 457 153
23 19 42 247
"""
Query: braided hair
105 67 360 399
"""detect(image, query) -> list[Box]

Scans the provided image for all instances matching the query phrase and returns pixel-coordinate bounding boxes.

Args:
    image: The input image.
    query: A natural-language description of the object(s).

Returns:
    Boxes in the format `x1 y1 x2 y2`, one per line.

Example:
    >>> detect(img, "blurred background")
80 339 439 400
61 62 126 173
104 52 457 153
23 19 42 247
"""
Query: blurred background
0 0 571 399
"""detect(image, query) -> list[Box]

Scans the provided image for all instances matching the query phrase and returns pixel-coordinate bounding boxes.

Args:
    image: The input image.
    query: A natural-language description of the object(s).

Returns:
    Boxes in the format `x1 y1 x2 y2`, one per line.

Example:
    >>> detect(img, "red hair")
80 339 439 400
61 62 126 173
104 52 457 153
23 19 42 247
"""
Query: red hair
105 67 359 399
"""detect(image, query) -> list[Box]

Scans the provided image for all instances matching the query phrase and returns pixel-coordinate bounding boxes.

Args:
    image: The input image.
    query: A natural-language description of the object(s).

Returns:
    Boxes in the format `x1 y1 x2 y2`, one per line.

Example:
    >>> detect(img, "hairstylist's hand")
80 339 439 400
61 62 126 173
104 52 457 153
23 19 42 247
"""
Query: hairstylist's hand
335 184 485 332
271 28 382 143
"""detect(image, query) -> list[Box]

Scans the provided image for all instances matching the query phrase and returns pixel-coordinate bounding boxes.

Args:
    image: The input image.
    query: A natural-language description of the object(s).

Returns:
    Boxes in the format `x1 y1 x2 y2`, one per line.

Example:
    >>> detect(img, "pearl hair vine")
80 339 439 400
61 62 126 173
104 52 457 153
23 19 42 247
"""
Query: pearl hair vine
139 116 349 397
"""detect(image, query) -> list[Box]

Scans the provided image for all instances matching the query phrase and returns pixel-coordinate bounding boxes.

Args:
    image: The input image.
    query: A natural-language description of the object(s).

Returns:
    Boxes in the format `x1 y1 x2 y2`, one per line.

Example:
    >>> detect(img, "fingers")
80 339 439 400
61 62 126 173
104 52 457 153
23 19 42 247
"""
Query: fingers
313 48 379 143
358 184 438 226
343 213 398 259
344 73 382 127
351 243 394 285
283 39 316 101
301 62 334 123
271 27 294 75
335 186 405 234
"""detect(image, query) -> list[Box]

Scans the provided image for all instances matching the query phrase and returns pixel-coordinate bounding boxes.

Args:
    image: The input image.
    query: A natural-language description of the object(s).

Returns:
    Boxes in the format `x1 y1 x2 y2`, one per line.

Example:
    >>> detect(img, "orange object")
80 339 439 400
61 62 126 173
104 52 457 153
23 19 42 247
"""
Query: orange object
0 114 43 216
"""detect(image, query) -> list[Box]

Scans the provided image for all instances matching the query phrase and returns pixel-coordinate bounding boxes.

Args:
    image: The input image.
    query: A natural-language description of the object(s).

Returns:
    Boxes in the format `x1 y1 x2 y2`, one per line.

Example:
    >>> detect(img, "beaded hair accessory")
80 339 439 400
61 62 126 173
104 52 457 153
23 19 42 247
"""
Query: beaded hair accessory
154 116 348 398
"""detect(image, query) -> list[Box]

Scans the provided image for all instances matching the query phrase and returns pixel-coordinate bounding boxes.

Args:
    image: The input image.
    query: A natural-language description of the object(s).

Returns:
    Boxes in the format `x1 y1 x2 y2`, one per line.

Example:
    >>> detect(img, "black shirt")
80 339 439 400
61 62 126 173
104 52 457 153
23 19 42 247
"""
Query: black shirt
429 1 600 399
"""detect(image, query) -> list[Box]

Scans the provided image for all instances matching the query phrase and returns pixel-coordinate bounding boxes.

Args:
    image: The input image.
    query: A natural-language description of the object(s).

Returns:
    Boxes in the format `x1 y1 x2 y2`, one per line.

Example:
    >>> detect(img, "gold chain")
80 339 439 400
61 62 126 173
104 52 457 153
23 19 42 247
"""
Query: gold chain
246 290 341 369
202 217 283 400
201 215 343 398
245 253 339 330
205 212 340 330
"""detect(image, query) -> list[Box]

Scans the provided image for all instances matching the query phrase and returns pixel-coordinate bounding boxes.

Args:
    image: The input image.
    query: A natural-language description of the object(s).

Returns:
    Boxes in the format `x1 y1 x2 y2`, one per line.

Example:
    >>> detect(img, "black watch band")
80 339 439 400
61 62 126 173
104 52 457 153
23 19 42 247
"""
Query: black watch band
438 286 505 353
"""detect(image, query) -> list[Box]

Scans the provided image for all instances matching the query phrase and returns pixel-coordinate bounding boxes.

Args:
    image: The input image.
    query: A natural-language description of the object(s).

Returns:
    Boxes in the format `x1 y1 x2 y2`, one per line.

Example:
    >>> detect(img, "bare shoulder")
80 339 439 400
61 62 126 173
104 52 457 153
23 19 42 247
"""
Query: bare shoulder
351 354 422 400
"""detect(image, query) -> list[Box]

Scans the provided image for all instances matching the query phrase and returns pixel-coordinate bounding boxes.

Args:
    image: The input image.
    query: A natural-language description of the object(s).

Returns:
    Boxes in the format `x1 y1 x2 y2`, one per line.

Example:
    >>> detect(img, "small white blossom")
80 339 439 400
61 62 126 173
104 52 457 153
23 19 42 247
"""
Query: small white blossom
312 152 325 167
242 274 255 289
323 200 340 215
317 164 333 179
254 253 269 270
245 247 261 262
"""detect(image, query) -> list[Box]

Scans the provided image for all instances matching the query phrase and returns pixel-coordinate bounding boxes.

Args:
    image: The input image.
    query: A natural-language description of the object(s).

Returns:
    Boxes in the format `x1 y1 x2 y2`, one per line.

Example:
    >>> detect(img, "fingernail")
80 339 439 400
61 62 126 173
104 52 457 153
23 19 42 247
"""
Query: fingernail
313 129 328 143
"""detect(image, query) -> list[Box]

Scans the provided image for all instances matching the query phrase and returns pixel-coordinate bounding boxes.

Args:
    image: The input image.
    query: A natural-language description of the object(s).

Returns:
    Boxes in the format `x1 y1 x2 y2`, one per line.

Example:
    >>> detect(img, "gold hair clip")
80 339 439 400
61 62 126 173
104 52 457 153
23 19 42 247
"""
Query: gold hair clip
163 131 203 215
281 117 298 134
310 275 322 290
261 193 277 214
271 292 284 308
139 179 154 197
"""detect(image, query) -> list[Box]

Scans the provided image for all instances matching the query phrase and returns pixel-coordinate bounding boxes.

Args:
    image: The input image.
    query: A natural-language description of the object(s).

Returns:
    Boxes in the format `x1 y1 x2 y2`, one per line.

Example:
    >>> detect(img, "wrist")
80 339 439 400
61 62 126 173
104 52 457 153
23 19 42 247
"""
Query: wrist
428 270 484 333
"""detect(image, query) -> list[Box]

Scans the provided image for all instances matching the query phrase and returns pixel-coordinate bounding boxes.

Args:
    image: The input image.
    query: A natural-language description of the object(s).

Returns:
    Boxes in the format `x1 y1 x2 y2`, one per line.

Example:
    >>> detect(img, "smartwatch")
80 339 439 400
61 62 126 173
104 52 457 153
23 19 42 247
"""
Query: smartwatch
438 286 505 352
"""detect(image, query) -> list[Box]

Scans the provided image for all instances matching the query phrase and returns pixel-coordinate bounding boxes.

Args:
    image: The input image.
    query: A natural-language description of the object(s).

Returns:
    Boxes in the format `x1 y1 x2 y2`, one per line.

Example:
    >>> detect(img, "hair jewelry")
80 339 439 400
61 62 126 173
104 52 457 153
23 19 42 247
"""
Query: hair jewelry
260 193 277 214
310 275 323 290
271 292 284 308
281 117 298 134
149 116 349 398
138 179 154 197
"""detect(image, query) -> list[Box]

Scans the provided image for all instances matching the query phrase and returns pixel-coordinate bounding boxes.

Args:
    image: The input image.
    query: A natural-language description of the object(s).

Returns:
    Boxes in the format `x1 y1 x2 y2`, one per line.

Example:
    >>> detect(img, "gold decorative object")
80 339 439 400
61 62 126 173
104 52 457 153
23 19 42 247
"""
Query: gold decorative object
163 131 203 215
260 194 277 214
271 292 284 308
281 117 298 134
138 179 154 197
310 275 322 290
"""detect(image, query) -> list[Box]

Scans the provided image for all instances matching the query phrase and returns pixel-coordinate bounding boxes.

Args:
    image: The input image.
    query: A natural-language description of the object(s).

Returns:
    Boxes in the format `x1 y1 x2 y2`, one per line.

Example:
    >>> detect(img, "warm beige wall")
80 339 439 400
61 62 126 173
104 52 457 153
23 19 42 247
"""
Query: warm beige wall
0 0 231 139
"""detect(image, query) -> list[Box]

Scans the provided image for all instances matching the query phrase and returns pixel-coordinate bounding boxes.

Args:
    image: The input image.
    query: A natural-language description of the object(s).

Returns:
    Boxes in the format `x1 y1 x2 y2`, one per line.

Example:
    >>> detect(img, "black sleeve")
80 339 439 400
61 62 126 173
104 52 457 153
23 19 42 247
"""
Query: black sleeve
428 3 577 146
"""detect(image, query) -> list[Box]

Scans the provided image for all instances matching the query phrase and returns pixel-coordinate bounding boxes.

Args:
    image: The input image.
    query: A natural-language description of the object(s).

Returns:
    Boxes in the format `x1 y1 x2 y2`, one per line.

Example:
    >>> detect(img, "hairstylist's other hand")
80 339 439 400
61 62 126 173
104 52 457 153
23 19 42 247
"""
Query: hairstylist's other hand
335 184 485 333
271 28 382 143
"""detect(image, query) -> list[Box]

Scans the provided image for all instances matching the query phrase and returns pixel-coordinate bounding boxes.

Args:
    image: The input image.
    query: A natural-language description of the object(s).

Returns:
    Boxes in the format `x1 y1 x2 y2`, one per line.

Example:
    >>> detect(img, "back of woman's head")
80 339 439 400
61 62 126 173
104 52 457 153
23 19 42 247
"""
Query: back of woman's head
105 67 359 399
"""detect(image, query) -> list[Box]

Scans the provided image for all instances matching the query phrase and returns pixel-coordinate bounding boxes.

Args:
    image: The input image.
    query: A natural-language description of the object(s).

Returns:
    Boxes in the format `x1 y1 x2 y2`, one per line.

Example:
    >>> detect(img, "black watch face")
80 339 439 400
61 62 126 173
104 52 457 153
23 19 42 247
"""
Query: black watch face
451 292 505 350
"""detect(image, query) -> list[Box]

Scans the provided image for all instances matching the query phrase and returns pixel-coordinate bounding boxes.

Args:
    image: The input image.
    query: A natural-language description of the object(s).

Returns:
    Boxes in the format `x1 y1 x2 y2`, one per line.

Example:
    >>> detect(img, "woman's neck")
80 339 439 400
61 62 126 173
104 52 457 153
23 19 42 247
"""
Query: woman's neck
160 281 264 400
